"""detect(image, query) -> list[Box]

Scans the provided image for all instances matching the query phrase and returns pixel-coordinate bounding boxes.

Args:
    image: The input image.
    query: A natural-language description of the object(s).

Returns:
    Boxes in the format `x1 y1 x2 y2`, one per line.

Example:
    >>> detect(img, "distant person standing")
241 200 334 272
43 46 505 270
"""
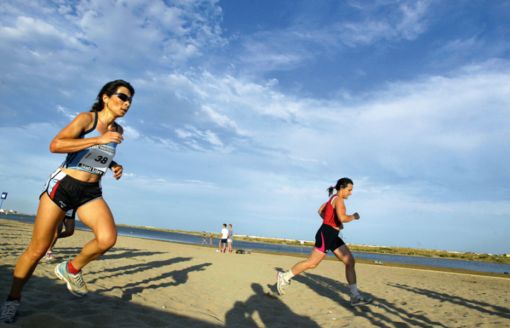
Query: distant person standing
219 223 228 253
0 80 135 324
276 178 372 306
227 224 234 253
200 231 208 245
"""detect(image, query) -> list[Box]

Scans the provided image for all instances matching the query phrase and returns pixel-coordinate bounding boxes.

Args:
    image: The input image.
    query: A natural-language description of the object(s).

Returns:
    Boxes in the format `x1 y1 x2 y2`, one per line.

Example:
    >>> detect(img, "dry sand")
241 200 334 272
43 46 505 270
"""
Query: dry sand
1 218 509 327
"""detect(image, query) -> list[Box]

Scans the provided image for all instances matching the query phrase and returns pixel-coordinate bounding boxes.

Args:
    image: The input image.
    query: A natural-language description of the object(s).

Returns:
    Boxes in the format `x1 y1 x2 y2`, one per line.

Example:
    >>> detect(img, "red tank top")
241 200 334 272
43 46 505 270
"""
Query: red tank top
322 195 343 229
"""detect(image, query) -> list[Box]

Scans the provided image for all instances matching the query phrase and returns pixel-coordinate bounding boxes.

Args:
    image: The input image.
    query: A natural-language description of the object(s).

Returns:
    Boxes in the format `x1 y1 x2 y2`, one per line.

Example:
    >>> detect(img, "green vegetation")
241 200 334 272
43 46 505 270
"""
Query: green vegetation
218 234 509 264
235 238 510 264
348 245 510 264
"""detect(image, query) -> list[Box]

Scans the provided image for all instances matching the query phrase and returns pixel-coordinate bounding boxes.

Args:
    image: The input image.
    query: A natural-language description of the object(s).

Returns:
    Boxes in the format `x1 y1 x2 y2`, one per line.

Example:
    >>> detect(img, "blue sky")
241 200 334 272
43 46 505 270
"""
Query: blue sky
0 0 509 254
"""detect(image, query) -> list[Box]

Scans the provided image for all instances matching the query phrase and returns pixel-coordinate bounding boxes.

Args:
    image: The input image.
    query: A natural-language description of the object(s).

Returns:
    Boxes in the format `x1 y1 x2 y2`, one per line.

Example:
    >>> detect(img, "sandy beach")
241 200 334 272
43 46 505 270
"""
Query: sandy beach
0 218 508 328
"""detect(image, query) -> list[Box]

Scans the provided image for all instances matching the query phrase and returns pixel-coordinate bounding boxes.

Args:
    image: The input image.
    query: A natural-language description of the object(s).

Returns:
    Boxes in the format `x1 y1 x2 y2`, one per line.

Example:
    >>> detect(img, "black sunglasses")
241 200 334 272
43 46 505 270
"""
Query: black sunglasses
113 92 132 102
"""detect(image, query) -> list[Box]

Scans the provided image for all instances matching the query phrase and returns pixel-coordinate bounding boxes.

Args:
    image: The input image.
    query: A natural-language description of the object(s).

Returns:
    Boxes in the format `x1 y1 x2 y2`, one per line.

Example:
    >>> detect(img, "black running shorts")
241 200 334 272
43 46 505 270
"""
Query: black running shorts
41 169 102 212
314 224 345 253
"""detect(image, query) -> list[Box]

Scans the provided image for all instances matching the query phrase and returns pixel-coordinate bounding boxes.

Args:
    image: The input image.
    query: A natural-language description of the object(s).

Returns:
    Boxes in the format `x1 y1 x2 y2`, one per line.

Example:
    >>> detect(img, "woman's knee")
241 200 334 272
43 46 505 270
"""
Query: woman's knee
344 256 356 268
97 233 117 251
25 243 50 261
306 260 320 270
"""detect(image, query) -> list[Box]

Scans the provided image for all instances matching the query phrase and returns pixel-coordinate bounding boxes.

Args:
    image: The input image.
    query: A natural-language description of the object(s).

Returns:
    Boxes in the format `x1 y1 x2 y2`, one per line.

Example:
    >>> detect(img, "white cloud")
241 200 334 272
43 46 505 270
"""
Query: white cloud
122 125 142 140
203 130 223 147
119 172 218 193
0 0 226 93
195 73 304 121
56 105 78 120
238 32 311 72
129 59 510 191
339 0 431 46
201 105 247 136
175 128 193 139
73 0 225 64
396 0 431 40
175 125 225 150
229 1 432 75
0 16 81 48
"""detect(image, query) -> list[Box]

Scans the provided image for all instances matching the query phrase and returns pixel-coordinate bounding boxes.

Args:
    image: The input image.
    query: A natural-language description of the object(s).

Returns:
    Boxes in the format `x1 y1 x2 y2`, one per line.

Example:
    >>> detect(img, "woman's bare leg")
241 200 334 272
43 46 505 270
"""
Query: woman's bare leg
290 248 327 276
332 244 373 305
333 245 356 284
71 198 117 270
9 194 65 299
277 248 327 295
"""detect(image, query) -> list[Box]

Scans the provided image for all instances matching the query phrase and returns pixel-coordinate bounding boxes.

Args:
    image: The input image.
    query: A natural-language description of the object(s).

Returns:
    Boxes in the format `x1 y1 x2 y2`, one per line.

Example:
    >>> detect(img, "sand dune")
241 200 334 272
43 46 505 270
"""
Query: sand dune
1 218 509 327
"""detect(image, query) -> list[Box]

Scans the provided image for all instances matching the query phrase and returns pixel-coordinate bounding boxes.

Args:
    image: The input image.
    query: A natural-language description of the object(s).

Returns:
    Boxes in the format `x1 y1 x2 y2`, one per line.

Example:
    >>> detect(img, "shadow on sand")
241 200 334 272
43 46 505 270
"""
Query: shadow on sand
225 283 320 328
0 218 220 327
389 283 510 320
0 263 222 328
0 219 322 328
96 259 212 301
289 269 447 328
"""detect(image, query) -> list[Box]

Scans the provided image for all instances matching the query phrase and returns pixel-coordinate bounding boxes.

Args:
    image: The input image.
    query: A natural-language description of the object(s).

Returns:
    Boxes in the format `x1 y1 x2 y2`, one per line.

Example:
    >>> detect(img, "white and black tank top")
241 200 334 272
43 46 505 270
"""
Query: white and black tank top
61 112 118 176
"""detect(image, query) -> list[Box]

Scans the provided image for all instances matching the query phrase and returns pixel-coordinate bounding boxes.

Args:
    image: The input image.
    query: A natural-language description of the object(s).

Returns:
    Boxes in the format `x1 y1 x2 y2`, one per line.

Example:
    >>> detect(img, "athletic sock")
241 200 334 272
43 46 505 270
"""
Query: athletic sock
67 261 80 275
282 270 294 282
349 284 360 297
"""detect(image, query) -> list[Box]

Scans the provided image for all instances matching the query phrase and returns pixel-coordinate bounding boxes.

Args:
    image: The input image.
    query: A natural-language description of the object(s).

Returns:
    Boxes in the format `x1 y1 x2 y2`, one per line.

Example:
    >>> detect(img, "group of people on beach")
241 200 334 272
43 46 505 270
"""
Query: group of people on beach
0 80 370 324
219 223 234 253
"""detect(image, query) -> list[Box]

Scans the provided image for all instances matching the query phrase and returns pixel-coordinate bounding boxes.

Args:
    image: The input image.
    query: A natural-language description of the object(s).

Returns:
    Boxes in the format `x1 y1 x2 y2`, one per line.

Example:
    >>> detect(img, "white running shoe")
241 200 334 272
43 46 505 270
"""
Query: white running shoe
0 300 20 324
43 251 55 262
276 271 290 295
54 261 88 297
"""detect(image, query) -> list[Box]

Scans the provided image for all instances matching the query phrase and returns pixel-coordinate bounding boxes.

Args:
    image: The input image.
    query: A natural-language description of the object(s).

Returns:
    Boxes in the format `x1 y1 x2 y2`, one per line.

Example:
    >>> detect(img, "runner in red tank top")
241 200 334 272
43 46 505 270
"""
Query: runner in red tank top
276 177 372 307
321 194 343 229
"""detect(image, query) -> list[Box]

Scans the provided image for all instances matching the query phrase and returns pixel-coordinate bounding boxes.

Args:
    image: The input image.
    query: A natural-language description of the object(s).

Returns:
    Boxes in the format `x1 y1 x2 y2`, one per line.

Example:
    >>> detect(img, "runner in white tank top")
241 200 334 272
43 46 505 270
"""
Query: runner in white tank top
1 80 135 324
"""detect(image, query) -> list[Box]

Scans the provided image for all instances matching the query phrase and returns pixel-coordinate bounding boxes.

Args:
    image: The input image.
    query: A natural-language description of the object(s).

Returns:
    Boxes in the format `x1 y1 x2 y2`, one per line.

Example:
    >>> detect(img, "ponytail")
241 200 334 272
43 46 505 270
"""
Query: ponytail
327 177 354 195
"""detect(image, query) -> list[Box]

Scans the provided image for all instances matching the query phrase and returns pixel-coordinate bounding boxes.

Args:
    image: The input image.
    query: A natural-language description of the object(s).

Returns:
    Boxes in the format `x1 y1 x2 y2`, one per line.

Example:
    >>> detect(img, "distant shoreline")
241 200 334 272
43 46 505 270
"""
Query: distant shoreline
106 225 510 278
1 216 509 278
2 214 509 265
114 223 510 265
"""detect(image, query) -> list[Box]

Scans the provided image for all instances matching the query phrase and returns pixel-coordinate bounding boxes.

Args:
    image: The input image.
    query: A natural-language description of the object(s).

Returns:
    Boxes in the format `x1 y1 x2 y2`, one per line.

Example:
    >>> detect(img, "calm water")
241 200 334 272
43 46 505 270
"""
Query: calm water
2 214 510 275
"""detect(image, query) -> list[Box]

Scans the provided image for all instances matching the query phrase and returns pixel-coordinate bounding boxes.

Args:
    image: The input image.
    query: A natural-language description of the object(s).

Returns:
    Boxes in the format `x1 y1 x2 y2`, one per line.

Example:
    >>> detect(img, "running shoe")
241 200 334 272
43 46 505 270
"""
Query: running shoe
0 300 20 324
276 271 290 295
43 251 55 262
350 294 373 306
54 261 88 297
